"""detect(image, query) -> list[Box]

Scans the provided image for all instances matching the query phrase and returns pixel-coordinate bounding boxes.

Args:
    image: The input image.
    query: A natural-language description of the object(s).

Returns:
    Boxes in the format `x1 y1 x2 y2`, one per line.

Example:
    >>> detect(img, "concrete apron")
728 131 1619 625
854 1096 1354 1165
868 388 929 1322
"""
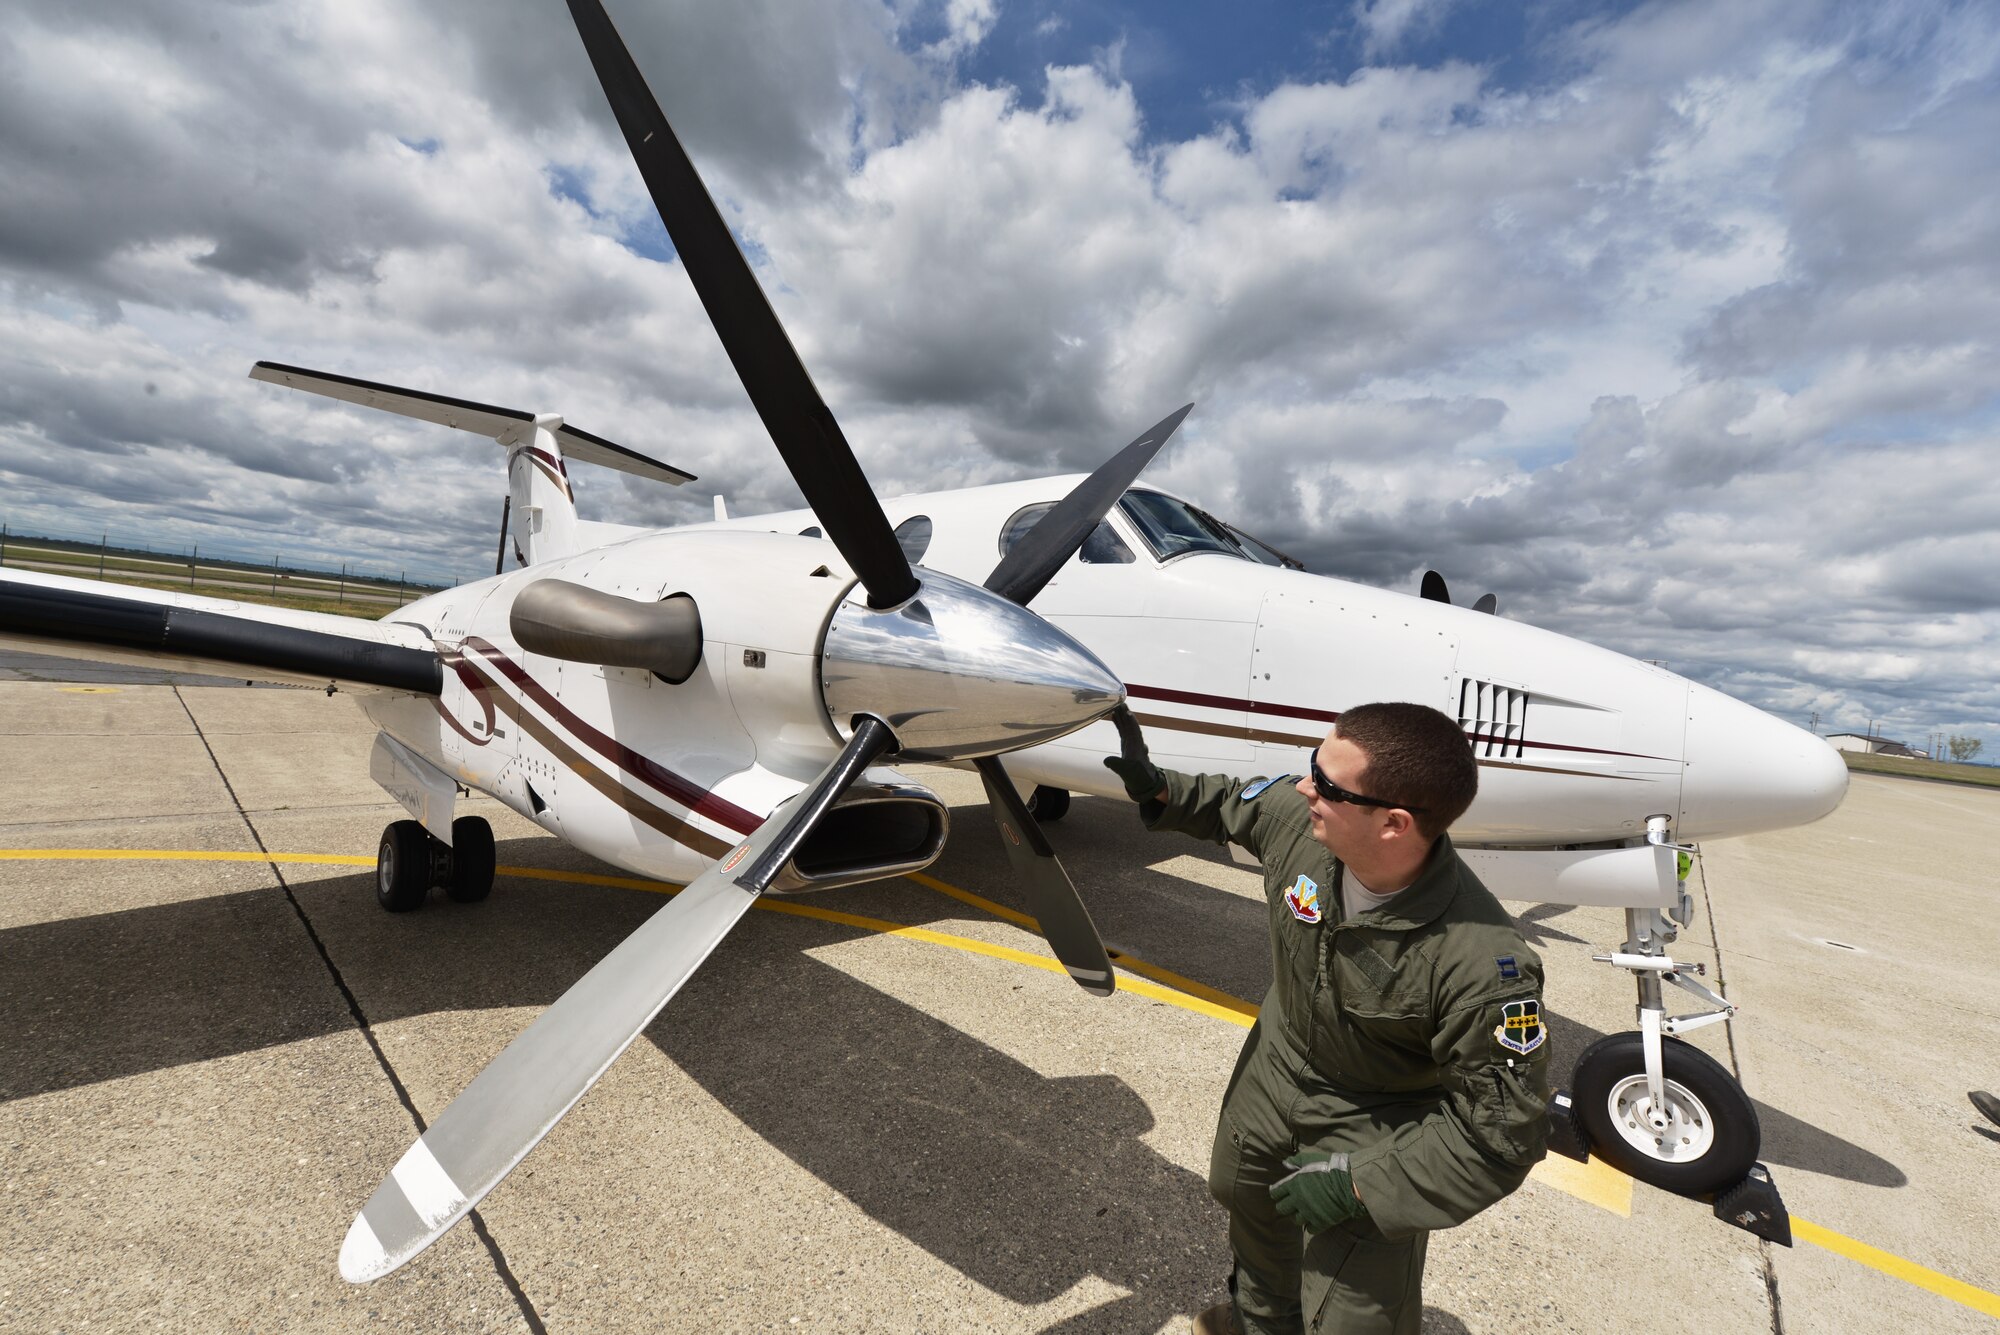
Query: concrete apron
1 680 1995 1332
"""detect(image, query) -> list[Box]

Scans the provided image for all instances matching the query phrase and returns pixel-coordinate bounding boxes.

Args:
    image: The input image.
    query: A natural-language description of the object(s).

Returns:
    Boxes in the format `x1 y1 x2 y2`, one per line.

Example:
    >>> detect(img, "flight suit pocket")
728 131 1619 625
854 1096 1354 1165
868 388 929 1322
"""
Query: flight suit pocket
1324 937 1433 1077
1301 1219 1425 1335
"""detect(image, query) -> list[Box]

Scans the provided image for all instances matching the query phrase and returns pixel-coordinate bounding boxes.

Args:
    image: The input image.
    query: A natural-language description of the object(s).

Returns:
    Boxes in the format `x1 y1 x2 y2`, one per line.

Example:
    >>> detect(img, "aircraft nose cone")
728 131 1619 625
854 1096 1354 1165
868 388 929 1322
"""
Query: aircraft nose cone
821 569 1123 760
1679 683 1848 840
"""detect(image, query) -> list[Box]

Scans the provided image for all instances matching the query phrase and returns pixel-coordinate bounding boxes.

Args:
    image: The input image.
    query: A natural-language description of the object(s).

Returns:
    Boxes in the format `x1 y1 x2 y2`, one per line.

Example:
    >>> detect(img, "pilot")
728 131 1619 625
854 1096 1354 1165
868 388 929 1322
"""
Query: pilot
1105 701 1549 1335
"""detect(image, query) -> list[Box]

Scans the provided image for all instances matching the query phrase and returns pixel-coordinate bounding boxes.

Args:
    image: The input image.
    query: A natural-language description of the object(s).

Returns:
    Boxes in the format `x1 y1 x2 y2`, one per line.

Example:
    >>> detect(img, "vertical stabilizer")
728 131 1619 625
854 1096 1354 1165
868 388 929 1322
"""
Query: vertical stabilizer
500 416 581 565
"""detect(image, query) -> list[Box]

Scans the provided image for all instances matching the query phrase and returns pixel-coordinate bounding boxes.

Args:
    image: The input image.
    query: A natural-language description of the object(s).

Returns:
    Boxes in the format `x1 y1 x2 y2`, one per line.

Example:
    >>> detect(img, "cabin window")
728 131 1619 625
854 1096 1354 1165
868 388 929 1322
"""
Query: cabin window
997 503 1134 565
894 514 933 563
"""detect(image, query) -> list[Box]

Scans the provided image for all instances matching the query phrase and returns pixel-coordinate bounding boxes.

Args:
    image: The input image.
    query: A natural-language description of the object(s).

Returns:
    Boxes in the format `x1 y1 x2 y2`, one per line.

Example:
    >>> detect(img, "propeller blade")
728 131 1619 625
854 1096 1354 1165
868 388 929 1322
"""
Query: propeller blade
565 0 917 609
1419 570 1451 604
1472 592 1497 615
974 756 1115 996
340 718 898 1283
983 404 1195 607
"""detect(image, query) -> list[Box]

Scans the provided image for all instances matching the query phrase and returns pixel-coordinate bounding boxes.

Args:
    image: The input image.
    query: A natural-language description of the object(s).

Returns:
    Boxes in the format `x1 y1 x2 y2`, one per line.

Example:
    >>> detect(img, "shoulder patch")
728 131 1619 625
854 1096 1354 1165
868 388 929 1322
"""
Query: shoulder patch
1242 774 1295 801
1495 999 1545 1055
1496 955 1519 980
1284 873 1324 924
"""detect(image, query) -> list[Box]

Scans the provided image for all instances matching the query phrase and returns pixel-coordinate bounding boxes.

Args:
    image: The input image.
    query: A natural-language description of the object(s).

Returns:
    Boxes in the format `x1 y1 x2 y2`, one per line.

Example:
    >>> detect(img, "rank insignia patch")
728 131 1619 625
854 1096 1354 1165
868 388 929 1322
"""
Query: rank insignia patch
1495 999 1545 1054
1242 774 1295 800
1285 874 1323 924
1496 955 1519 980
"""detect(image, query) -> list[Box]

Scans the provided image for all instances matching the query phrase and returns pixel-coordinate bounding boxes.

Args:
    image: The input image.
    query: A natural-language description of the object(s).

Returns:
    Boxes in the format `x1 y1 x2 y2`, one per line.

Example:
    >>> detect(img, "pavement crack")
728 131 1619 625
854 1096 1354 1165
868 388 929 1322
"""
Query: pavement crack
169 687 548 1334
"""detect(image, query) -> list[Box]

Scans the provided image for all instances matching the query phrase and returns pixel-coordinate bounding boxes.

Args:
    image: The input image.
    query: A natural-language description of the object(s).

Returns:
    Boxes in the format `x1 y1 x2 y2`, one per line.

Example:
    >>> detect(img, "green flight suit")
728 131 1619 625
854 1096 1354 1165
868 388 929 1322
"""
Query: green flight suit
1145 769 1550 1335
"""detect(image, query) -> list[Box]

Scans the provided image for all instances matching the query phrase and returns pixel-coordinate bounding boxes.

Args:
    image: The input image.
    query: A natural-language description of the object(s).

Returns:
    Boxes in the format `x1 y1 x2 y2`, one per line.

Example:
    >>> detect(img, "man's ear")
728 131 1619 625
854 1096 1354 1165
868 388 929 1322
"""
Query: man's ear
1381 808 1419 839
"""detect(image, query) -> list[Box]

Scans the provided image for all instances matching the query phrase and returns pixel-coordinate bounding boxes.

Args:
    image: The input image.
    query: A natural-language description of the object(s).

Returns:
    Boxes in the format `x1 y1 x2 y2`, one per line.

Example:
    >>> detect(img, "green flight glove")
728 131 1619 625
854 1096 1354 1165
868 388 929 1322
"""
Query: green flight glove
1270 1150 1367 1233
1102 704 1166 802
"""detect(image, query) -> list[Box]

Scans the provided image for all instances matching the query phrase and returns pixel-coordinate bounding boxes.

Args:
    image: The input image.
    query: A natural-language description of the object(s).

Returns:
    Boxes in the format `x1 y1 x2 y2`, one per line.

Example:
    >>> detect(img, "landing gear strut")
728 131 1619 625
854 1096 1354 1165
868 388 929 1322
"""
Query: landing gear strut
375 816 495 911
1554 816 1787 1239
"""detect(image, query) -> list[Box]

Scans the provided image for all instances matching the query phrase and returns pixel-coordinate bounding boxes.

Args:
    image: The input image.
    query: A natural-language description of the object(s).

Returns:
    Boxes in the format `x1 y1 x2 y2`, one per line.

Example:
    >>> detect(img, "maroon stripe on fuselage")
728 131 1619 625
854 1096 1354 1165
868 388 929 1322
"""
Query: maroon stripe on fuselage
461 636 760 833
1126 681 1672 763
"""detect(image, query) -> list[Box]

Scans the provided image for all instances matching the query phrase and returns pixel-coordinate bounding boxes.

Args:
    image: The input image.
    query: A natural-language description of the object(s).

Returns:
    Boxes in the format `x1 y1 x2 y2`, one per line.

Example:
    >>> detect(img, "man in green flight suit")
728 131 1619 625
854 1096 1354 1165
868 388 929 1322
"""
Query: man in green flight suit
1104 701 1549 1335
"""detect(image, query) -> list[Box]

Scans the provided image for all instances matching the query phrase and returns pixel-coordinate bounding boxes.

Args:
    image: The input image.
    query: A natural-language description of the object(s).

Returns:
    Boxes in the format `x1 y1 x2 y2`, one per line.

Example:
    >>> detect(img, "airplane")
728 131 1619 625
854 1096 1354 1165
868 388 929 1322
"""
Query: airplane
0 0 1844 1284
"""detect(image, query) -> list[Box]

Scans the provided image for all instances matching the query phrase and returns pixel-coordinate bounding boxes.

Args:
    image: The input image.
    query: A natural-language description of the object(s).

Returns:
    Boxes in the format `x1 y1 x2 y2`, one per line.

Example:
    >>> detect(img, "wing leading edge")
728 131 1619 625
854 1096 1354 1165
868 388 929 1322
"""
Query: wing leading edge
0 569 440 694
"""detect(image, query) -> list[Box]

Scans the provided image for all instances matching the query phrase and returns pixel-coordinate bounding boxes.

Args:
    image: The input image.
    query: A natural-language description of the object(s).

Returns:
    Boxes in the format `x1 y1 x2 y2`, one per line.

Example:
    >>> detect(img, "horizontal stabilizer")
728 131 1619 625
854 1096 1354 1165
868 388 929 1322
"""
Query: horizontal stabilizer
250 361 695 487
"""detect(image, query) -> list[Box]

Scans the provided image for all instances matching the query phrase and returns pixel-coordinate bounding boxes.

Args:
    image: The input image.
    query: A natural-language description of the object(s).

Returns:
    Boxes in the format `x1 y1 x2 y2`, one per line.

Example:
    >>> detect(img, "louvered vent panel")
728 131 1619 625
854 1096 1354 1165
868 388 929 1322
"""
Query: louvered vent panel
1458 678 1527 758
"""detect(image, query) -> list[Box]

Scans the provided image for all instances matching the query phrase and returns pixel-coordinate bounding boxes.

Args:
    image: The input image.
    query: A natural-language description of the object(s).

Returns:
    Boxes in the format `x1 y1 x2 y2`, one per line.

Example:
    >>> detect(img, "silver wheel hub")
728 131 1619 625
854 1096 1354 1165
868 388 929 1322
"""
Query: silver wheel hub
1605 1074 1716 1162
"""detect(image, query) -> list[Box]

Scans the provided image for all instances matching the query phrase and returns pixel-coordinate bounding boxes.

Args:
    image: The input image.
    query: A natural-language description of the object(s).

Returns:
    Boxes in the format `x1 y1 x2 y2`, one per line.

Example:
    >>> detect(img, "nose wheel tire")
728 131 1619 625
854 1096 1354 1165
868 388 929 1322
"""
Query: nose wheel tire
447 816 496 903
1026 786 1070 822
1571 1031 1759 1196
377 820 433 913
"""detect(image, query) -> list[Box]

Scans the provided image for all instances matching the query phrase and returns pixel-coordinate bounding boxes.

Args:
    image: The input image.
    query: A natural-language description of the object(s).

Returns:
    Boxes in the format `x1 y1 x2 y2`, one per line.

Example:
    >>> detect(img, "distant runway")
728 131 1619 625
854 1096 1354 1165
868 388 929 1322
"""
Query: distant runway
1 677 1995 1332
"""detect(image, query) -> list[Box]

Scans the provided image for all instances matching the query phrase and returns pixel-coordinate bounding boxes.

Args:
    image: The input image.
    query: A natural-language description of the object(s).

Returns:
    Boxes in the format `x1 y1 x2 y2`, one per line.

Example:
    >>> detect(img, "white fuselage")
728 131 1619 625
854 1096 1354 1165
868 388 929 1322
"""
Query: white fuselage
674 475 1847 850
358 474 1846 894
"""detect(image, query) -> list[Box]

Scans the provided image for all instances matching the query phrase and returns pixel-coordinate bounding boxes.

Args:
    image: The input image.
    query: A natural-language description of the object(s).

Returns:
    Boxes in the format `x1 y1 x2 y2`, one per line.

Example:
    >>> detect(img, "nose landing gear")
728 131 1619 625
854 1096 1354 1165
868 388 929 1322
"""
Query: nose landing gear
1549 817 1791 1243
375 816 496 911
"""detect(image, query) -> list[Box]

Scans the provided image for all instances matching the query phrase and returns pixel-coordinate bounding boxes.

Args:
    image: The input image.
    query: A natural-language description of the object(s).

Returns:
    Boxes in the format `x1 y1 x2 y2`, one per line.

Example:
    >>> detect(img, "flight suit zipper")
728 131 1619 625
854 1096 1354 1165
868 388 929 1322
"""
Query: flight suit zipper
1304 861 1347 1074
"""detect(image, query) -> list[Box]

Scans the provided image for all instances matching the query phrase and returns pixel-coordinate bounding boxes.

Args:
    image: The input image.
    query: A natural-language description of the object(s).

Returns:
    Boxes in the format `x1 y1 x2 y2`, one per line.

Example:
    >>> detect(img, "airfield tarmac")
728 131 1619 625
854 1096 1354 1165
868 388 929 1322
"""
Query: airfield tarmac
1 670 1996 1333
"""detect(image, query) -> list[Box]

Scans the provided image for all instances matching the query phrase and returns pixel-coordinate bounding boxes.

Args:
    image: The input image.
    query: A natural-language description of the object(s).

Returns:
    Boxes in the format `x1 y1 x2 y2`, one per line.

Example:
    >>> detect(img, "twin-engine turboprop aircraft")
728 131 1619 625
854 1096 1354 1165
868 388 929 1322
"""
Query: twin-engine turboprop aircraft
0 0 1844 1282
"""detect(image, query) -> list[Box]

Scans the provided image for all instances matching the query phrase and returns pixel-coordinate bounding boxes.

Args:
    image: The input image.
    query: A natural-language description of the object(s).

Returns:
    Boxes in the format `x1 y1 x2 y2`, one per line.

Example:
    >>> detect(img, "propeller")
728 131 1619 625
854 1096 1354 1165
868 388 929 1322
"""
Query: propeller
342 719 899 1282
565 0 914 608
340 0 1185 1282
984 404 1192 606
1419 570 1497 614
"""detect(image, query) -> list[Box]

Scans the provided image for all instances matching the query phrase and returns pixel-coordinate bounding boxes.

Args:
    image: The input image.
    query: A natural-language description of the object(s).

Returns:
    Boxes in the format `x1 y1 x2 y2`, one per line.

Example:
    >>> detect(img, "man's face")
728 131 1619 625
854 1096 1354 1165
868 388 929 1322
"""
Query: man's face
1294 732 1385 859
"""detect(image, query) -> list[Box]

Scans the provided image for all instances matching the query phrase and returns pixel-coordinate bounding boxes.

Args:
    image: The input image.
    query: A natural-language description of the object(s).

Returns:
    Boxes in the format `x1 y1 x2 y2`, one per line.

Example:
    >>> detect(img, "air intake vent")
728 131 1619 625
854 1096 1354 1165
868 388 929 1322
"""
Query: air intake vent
1459 679 1527 758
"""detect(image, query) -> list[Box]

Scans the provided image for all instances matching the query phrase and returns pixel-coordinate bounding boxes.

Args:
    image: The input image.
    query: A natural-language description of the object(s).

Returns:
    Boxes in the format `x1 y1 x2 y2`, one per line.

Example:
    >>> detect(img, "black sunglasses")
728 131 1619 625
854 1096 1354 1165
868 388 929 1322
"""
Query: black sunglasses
1306 750 1426 813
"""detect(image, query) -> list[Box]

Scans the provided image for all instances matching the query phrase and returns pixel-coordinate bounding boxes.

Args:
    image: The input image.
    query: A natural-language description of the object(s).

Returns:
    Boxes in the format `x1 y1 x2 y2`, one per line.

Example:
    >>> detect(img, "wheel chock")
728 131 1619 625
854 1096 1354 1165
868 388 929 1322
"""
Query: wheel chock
1712 1163 1792 1246
1546 1090 1590 1163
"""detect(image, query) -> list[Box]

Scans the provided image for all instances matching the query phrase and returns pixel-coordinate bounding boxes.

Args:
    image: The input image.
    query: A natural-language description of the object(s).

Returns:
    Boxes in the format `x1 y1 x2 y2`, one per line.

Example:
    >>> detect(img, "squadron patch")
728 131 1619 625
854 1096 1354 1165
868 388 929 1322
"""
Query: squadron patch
1496 955 1520 980
1285 874 1324 924
1241 774 1295 801
1495 999 1545 1055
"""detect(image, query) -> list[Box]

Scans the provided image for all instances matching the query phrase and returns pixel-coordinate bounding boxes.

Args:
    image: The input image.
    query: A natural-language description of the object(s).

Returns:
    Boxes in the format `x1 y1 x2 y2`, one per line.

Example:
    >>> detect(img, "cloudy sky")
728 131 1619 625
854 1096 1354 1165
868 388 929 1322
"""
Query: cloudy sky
3 0 1996 753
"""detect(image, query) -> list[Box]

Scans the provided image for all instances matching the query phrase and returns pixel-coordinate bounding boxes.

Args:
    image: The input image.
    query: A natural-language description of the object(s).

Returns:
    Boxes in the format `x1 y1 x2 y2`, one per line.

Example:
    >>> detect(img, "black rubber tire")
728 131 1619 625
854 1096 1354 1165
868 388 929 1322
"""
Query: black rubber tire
377 820 432 913
1572 1031 1759 1196
447 816 496 903
1026 785 1071 822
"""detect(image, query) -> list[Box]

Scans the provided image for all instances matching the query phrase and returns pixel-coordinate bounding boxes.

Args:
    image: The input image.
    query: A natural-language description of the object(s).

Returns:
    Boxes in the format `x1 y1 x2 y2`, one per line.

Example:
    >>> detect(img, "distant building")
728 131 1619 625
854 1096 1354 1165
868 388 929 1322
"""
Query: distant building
1826 733 1924 758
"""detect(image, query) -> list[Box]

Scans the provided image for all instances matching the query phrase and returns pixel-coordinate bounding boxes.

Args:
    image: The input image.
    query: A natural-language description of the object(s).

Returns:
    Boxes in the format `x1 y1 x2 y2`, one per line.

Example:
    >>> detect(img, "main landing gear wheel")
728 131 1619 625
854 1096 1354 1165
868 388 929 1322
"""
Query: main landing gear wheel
377 820 433 913
447 816 496 903
1026 785 1071 822
1572 1031 1759 1196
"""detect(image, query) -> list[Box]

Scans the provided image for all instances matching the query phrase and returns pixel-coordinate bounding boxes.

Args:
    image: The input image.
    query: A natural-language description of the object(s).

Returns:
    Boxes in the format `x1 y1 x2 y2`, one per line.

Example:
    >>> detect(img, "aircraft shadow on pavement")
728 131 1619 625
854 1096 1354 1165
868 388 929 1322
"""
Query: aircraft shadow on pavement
1 818 1905 1208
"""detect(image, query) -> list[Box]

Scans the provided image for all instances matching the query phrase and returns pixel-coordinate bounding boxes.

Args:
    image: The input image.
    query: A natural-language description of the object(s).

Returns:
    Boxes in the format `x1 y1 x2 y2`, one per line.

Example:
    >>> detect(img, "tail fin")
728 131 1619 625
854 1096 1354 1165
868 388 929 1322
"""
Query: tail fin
249 361 695 565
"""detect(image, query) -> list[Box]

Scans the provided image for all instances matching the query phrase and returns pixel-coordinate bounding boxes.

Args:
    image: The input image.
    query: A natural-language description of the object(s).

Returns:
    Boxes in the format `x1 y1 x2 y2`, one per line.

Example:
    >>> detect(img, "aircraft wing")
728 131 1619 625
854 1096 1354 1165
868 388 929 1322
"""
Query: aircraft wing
0 568 440 694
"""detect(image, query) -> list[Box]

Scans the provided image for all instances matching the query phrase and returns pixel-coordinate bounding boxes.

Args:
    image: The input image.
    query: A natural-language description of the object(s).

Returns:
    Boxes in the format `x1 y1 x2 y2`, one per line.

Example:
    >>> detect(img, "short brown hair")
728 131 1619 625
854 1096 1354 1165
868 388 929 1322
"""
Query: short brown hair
1334 702 1478 840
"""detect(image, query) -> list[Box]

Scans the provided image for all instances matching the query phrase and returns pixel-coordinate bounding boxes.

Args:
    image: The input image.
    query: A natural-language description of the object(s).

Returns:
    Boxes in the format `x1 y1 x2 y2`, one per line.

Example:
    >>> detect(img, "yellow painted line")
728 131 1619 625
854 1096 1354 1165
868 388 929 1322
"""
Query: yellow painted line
1792 1218 2000 1319
1528 1152 1632 1216
906 869 1259 1019
0 848 374 866
9 846 2000 1319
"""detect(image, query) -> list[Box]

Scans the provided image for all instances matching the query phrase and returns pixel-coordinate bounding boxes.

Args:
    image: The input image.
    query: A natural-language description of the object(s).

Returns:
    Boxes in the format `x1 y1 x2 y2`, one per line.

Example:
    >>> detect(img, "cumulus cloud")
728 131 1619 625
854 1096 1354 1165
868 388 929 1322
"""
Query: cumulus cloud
2 0 1996 754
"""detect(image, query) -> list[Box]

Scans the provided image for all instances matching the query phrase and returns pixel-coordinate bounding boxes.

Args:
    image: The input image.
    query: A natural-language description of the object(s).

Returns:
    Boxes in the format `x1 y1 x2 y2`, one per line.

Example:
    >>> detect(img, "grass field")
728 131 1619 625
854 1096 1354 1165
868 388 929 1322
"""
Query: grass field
0 541 437 612
1840 749 2000 789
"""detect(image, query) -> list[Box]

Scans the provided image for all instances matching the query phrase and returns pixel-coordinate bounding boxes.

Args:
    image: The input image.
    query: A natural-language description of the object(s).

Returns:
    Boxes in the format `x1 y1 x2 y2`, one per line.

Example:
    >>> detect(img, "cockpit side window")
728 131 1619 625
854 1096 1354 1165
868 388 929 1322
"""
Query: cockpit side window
997 503 1134 565
1117 489 1300 567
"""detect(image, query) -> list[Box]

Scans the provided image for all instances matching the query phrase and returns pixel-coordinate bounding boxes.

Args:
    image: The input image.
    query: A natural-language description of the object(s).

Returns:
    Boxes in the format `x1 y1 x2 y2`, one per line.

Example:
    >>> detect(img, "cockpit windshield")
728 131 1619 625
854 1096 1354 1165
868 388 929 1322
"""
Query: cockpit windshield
1117 490 1302 569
